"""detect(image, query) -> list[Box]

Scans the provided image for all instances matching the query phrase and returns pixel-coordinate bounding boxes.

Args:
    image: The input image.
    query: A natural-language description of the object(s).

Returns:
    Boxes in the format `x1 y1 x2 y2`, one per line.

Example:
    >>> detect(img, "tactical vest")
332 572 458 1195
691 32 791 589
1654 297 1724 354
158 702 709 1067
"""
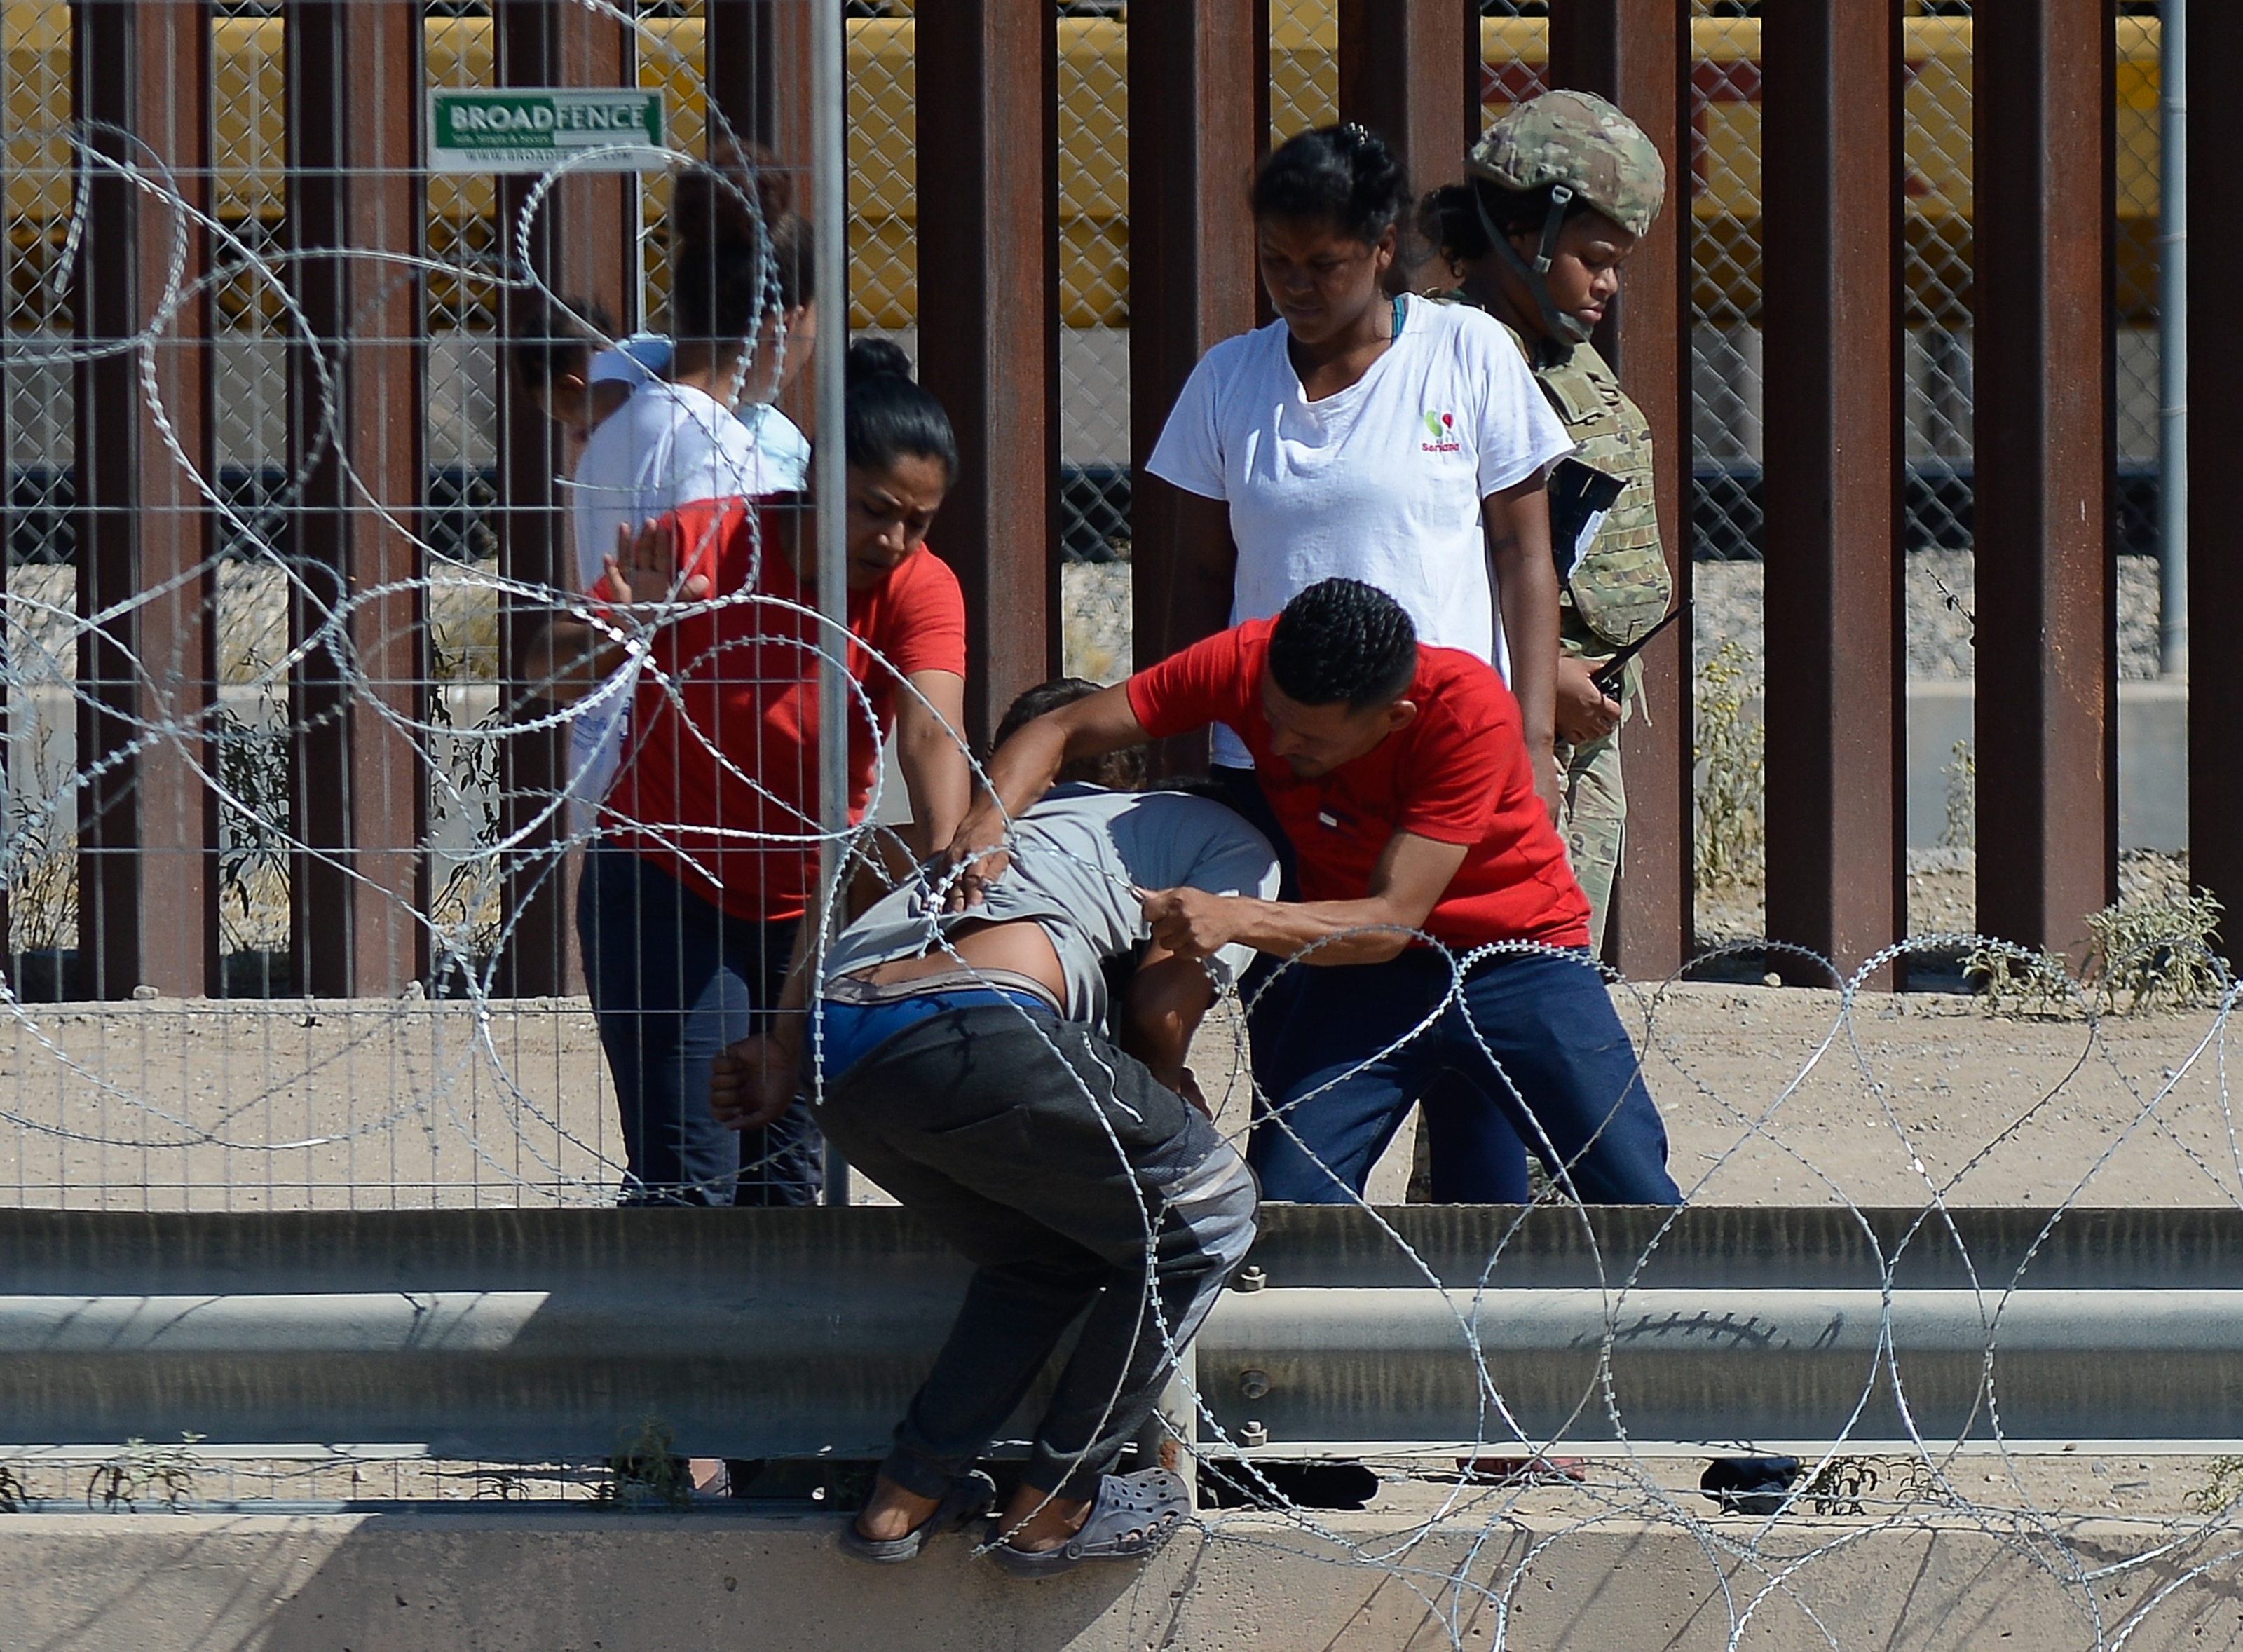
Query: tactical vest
1530 337 1670 651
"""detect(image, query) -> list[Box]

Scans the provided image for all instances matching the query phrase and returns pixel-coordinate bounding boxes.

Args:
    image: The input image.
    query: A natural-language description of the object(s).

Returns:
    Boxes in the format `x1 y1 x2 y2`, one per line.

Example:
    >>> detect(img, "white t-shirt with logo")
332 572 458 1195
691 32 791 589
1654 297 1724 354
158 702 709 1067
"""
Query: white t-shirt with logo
1146 294 1572 768
562 383 809 832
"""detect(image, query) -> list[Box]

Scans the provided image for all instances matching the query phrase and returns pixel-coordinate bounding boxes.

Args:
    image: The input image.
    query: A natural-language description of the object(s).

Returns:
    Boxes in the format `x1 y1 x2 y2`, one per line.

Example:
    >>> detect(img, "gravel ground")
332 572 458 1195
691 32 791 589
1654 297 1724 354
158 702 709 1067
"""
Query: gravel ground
1691 550 2165 681
1060 561 1133 684
1697 845 2195 948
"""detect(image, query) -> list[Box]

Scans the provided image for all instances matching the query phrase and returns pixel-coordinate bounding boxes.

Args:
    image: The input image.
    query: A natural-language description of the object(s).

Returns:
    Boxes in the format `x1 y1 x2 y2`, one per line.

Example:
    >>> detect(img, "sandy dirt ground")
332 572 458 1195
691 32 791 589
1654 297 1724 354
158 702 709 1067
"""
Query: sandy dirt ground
0 982 2230 1215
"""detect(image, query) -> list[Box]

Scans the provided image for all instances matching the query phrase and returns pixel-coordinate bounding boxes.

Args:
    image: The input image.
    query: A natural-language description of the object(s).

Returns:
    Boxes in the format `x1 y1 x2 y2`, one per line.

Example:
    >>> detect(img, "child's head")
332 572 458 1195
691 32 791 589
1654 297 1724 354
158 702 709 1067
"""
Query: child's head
506 292 617 438
586 334 675 426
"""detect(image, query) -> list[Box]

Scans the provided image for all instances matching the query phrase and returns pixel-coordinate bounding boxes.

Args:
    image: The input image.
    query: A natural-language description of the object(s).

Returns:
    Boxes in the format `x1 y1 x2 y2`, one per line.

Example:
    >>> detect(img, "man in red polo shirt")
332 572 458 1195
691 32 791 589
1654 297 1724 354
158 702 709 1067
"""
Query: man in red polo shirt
945 577 1679 1205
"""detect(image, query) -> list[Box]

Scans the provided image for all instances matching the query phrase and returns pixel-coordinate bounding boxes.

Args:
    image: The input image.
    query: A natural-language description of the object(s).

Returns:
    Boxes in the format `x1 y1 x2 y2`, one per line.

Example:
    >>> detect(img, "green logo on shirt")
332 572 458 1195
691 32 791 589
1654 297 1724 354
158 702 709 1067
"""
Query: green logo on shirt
1421 410 1459 453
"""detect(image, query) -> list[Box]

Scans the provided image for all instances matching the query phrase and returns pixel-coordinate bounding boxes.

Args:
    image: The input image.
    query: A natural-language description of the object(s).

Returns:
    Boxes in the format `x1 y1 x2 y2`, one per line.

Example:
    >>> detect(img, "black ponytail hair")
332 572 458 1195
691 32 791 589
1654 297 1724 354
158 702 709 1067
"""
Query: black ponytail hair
1418 179 1597 275
1250 122 1414 247
669 139 815 342
843 339 959 484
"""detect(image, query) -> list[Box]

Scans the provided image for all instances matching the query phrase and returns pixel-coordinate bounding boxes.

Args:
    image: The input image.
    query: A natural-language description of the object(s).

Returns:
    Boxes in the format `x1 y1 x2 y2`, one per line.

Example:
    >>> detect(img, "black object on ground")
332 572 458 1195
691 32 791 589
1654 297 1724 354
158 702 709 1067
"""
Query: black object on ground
1700 1454 1802 1515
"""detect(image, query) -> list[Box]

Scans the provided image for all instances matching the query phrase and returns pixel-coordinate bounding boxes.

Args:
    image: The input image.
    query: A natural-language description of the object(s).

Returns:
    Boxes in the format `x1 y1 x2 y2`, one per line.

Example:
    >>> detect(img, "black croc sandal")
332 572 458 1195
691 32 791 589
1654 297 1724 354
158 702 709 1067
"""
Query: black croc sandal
838 1470 997 1564
985 1468 1190 1579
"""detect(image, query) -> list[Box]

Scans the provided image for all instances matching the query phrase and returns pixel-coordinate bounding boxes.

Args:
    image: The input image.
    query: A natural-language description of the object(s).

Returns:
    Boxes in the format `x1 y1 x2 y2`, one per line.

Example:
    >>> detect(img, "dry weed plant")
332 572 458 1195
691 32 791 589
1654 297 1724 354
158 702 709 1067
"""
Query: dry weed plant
600 1416 693 1510
1966 890 2228 1018
1939 737 1975 851
2186 1456 2243 1517
84 1433 206 1513
1693 639 1764 891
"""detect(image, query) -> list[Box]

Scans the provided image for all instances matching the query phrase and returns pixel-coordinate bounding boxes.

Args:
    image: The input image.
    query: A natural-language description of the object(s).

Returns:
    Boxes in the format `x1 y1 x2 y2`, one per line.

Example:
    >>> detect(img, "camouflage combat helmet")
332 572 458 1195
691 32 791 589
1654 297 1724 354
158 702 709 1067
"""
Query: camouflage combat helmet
1467 90 1666 238
1466 90 1666 344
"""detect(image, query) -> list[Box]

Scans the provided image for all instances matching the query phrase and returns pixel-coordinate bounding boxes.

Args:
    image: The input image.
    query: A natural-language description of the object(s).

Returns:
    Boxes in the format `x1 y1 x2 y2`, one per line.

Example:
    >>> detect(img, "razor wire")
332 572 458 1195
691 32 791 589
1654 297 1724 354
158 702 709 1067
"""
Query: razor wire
0 4 2236 1648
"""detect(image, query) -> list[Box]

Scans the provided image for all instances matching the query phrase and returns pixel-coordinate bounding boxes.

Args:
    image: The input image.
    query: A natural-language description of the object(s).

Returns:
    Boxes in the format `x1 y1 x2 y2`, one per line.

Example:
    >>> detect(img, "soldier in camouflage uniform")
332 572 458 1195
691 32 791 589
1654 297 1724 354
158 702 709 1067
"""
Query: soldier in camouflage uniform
1421 90 1674 956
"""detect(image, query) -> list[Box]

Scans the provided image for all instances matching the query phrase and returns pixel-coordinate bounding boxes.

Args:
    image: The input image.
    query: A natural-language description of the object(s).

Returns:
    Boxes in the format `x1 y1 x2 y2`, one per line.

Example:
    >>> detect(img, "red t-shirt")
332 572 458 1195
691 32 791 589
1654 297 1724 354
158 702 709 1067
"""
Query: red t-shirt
1125 618 1590 950
602 500 967 921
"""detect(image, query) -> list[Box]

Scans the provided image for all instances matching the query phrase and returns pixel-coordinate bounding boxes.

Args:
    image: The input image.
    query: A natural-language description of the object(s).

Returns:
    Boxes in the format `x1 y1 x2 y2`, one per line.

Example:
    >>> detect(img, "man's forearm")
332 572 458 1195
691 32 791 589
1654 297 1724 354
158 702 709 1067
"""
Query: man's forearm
961 721 1070 845
1213 895 1426 967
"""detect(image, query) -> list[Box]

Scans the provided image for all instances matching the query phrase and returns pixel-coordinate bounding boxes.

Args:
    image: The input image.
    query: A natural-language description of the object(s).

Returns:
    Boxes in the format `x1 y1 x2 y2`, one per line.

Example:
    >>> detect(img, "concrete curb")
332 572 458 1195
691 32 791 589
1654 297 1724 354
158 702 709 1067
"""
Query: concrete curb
6 1506 2239 1651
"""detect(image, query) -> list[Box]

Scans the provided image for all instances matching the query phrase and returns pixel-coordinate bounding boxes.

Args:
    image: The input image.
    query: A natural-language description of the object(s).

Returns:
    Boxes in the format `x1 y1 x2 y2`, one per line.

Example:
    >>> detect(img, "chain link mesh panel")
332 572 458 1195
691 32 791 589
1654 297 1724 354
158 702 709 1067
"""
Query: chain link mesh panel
1056 4 1127 573
847 1 913 335
1270 0 1335 146
2113 9 2163 613
3 5 75 979
636 5 704 336
207 13 292 983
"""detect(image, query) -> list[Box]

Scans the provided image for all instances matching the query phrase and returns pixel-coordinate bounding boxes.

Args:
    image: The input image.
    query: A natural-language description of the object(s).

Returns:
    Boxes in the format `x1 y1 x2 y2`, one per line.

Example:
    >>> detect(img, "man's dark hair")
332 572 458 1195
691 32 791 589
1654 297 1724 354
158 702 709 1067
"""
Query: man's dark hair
1267 578 1418 710
1418 179 1598 275
505 290 613 392
992 676 1144 790
669 141 814 341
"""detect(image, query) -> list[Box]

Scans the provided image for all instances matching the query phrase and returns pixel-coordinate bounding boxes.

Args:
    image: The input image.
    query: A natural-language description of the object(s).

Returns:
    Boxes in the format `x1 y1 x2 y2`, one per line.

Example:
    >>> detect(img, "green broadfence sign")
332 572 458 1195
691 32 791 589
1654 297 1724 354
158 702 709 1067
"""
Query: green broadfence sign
427 88 664 173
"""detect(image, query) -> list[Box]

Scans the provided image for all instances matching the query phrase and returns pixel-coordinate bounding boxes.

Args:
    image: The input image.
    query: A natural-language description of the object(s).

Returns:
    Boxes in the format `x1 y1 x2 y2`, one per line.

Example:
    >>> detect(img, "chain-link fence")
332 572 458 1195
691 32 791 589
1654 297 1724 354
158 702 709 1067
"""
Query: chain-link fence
844 2 913 333
2114 7 2164 675
3 5 76 988
1056 4 1127 570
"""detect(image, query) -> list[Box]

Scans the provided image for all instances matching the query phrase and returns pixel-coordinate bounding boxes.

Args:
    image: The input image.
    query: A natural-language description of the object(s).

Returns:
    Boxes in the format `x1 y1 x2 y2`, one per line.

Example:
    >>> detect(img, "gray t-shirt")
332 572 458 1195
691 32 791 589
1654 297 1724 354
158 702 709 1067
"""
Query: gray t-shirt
821 784 1281 1027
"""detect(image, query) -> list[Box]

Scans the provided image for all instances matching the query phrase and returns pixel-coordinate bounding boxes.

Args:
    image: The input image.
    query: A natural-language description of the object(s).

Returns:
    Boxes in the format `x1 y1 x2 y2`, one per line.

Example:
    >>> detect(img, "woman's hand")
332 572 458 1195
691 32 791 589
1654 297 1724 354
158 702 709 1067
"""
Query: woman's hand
1555 655 1623 747
709 1028 801 1133
936 845 1011 912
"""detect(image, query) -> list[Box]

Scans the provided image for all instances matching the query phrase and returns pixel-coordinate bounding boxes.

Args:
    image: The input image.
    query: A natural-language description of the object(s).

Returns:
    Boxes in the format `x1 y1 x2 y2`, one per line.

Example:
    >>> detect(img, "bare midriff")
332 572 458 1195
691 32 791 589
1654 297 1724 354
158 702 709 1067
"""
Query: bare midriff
844 916 1067 1004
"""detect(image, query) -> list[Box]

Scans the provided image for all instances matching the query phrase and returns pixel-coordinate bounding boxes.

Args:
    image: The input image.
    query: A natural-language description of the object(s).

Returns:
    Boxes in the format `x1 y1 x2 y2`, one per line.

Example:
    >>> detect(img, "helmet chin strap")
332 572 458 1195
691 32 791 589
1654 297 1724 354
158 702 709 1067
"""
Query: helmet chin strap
1476 182 1593 346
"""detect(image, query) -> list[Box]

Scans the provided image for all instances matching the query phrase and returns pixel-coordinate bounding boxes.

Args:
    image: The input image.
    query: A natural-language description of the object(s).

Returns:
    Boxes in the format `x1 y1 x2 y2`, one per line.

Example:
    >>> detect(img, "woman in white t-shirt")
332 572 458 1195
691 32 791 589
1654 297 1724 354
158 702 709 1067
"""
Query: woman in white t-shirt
1147 123 1573 812
563 156 816 827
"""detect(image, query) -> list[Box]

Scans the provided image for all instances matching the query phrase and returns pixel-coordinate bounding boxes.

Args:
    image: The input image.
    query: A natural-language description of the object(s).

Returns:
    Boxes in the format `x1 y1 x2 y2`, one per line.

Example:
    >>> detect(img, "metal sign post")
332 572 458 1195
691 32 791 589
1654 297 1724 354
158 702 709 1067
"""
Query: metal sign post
2160 0 2188 680
814 0 852 1207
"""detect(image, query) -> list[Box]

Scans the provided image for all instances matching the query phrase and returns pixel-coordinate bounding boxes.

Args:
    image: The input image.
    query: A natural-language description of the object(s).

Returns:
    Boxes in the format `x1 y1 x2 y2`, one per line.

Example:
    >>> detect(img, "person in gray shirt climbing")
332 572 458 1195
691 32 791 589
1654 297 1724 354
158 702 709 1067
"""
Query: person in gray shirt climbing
710 678 1278 1576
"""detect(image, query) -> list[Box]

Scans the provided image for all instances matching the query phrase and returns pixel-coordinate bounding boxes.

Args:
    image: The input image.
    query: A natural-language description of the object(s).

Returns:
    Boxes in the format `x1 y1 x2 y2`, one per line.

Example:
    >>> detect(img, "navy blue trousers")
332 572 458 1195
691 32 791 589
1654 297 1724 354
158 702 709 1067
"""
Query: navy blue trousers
1248 946 1680 1206
577 843 821 1206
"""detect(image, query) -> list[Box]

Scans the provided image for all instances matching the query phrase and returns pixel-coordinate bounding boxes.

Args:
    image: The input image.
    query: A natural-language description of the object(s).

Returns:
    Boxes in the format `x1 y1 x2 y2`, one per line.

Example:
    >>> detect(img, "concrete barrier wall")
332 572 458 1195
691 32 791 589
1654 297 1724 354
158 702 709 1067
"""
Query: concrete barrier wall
1908 679 2188 851
8 1507 2239 1652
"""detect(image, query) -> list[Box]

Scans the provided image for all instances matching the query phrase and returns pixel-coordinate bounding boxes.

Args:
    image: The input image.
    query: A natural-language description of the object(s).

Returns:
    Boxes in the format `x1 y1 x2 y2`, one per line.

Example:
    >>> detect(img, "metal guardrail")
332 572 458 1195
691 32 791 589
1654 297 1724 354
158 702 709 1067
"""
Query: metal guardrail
4 1207 2242 1459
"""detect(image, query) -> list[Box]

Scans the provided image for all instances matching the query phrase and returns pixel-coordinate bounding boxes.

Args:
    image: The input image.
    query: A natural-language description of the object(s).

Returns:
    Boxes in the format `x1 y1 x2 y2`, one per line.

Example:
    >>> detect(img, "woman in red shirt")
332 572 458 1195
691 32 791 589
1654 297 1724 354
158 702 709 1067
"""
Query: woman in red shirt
530 341 971 1206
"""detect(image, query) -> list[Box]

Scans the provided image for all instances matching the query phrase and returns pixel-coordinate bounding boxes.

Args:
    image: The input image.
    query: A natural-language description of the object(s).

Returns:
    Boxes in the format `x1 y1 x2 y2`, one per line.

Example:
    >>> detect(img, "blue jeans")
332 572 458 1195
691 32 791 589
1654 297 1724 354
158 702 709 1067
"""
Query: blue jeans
1249 946 1680 1206
577 843 821 1206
